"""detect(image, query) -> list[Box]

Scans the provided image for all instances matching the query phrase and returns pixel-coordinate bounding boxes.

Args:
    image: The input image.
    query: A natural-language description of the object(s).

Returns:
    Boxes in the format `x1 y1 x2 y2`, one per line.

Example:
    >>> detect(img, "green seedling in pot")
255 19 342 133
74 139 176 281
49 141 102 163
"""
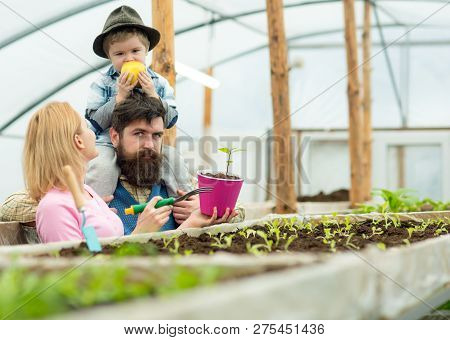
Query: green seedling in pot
218 147 245 177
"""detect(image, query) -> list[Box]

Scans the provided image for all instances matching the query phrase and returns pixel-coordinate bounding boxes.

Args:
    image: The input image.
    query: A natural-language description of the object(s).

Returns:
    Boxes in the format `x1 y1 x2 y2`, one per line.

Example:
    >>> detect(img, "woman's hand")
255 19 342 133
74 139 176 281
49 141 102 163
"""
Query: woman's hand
116 71 138 103
102 194 117 214
178 207 238 229
133 196 172 234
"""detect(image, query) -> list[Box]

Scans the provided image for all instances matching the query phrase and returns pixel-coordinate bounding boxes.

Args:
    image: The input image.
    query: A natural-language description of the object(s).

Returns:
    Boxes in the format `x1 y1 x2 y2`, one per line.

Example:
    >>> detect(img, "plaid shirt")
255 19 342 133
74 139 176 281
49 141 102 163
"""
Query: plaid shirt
119 175 151 204
86 65 178 146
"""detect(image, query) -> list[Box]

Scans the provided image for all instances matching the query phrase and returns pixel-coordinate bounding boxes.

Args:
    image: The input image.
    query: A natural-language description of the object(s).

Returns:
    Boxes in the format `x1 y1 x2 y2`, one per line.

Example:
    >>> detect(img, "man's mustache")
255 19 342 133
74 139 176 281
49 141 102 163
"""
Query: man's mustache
124 148 157 160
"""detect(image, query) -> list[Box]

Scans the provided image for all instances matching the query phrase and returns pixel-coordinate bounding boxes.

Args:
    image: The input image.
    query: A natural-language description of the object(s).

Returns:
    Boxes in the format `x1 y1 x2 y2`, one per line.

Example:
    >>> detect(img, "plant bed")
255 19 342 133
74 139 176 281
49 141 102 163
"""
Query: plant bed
35 211 449 258
0 212 448 319
0 253 320 320
58 235 449 319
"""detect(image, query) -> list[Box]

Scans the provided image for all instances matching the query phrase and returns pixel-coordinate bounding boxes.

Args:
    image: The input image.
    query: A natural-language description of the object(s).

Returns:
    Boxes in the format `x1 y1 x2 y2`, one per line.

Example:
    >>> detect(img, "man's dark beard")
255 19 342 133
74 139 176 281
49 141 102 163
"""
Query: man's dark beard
116 145 163 188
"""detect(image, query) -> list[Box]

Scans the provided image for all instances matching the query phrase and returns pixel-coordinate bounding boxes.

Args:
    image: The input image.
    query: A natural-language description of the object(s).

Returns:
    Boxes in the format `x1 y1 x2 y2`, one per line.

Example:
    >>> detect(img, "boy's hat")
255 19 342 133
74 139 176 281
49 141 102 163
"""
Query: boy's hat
93 5 160 58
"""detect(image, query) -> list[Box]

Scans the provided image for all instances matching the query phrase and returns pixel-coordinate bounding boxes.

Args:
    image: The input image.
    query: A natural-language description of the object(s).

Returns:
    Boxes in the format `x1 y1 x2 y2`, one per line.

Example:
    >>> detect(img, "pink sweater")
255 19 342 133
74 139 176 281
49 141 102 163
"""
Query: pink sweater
36 184 124 243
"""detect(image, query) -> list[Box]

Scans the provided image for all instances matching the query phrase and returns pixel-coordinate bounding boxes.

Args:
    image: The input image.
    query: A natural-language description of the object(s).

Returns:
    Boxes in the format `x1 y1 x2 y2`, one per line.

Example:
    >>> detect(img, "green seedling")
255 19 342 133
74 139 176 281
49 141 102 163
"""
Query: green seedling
406 227 415 239
434 227 448 236
323 228 333 239
168 239 180 255
402 239 411 246
344 233 360 250
282 216 299 231
218 147 245 177
390 215 401 228
183 249 193 256
256 230 273 251
329 240 337 253
343 216 352 232
376 242 387 251
304 222 315 233
246 242 268 256
284 235 298 251
370 226 383 237
245 228 257 238
211 234 234 249
320 215 333 228
162 235 178 249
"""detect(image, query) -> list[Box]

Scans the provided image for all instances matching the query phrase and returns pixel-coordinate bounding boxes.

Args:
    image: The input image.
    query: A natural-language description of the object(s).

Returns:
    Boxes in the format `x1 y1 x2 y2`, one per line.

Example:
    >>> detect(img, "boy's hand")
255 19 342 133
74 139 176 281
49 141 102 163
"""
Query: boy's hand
116 71 137 104
138 71 158 98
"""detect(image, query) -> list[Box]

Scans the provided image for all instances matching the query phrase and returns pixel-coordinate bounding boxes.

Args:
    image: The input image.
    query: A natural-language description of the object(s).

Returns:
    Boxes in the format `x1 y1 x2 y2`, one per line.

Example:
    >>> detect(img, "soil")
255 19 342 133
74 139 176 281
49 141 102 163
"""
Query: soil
54 218 447 257
202 172 241 180
297 189 349 202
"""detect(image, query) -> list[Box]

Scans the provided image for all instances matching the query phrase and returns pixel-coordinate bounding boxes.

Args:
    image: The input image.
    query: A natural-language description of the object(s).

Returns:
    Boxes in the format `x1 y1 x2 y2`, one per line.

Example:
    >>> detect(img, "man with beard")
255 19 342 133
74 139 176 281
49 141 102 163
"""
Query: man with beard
107 92 240 234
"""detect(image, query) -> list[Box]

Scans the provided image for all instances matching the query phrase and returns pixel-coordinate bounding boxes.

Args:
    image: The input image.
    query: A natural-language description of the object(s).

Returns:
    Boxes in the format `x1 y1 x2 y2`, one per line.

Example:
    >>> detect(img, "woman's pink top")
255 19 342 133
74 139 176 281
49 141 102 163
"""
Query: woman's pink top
36 184 124 243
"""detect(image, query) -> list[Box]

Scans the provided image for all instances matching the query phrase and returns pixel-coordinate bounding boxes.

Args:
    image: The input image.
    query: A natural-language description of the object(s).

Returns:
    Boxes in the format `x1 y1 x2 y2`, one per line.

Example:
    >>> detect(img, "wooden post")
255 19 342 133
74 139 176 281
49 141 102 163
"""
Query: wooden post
362 0 372 201
201 67 213 168
343 0 364 207
151 0 176 146
203 67 213 136
266 0 297 214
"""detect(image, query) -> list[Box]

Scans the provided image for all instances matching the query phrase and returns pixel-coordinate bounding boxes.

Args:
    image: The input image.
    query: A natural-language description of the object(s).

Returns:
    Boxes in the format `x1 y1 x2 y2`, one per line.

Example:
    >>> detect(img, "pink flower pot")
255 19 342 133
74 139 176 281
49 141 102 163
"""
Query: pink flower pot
197 170 244 218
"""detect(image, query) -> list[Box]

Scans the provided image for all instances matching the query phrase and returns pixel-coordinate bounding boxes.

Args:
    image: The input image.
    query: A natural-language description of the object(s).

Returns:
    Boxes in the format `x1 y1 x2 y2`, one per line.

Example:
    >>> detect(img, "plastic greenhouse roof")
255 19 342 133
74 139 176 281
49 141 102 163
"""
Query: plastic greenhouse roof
1 0 450 139
1 0 450 138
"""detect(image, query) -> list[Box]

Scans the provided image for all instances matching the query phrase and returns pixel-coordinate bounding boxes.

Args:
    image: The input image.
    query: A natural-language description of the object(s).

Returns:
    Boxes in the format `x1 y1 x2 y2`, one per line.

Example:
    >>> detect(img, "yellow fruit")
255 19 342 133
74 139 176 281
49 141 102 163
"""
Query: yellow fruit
121 61 146 84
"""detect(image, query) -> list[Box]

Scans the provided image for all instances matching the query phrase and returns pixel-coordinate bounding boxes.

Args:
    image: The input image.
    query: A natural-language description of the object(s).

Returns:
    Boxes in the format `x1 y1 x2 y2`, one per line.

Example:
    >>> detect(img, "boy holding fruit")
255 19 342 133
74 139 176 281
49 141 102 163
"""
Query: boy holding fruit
85 5 178 196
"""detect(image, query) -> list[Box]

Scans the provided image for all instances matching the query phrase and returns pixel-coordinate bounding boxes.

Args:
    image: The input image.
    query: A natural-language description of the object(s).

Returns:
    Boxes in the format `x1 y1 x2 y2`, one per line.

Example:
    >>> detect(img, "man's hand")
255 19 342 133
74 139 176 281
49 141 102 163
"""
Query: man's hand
116 71 138 103
173 189 199 225
138 71 158 98
134 196 173 234
178 207 238 229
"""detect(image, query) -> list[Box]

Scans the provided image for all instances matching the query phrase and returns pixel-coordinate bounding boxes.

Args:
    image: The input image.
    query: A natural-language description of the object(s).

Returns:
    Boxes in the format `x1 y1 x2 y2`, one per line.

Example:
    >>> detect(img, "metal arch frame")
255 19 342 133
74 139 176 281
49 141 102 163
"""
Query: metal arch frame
0 0 114 50
0 61 109 134
0 0 449 134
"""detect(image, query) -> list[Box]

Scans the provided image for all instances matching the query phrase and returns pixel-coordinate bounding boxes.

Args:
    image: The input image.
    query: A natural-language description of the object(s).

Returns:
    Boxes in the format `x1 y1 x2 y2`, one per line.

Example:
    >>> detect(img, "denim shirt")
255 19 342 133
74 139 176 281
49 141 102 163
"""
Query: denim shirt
85 65 178 146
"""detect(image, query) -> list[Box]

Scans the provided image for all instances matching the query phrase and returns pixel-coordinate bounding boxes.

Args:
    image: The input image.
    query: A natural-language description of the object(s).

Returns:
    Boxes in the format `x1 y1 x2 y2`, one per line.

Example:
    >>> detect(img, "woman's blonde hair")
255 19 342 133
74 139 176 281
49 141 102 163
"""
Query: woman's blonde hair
23 102 85 201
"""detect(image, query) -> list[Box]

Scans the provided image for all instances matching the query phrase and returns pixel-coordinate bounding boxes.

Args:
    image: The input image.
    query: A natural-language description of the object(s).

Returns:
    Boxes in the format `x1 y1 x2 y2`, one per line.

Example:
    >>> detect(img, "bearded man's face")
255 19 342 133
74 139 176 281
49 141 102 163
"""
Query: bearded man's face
111 118 164 188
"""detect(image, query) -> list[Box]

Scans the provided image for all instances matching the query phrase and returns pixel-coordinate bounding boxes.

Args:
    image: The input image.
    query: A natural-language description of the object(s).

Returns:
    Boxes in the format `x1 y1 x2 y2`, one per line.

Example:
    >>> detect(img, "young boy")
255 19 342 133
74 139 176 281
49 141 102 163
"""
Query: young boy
85 5 178 196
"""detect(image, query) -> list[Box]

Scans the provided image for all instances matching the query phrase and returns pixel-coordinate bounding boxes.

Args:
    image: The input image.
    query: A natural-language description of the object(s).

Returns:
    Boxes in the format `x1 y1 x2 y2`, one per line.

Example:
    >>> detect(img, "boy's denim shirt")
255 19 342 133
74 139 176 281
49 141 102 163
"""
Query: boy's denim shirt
85 65 178 146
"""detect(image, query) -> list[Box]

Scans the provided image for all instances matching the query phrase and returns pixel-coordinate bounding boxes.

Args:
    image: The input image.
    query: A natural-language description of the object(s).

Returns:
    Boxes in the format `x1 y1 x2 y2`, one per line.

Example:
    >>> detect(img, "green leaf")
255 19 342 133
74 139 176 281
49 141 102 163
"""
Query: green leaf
218 147 230 154
376 242 386 251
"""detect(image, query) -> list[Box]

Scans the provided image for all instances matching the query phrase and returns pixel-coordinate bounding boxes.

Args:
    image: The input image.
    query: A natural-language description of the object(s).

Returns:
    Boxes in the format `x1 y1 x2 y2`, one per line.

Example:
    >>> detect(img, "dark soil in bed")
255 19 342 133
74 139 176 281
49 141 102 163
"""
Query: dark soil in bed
56 218 447 257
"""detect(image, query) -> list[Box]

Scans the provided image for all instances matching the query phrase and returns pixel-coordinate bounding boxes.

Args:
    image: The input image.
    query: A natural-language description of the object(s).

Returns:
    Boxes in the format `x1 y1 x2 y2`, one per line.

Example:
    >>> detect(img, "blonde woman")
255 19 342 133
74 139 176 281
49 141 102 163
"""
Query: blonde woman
24 102 229 243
